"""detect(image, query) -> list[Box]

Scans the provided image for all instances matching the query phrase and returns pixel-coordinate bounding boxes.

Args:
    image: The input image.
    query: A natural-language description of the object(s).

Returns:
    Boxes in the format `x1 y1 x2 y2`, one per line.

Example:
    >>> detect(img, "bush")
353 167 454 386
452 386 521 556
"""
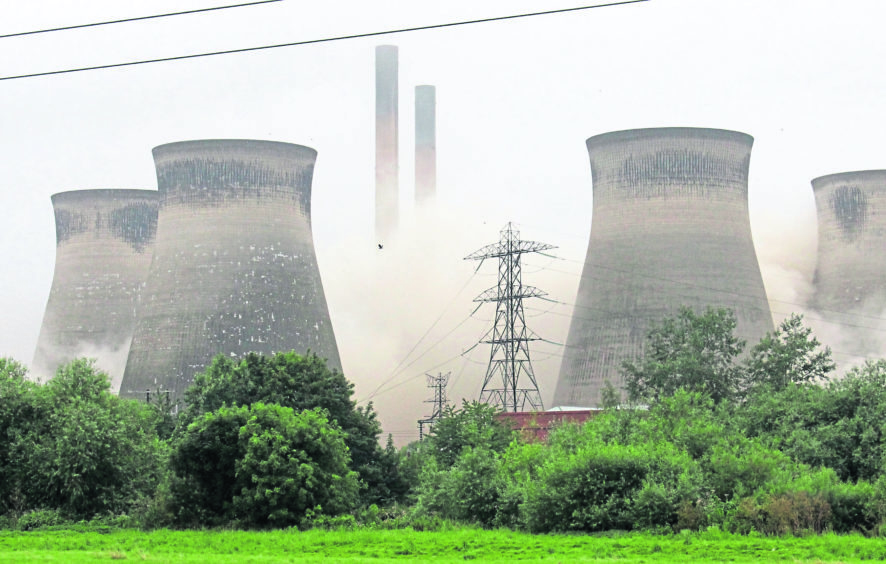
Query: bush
522 442 697 533
704 438 797 501
181 351 407 507
233 404 359 526
16 509 69 531
868 474 886 530
675 499 707 531
729 491 831 536
632 482 676 530
825 480 876 534
493 441 547 529
170 403 359 527
424 401 514 470
434 447 503 527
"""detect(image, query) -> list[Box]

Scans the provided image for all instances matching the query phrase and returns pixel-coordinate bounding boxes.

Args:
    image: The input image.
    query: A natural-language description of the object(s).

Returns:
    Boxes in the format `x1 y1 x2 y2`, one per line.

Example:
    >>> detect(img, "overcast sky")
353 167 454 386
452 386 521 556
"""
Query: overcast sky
2 0 885 442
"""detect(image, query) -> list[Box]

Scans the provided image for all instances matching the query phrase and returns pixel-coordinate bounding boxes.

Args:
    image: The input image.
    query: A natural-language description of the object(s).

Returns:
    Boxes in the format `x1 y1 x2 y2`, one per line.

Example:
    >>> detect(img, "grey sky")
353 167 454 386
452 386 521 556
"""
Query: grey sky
2 0 885 441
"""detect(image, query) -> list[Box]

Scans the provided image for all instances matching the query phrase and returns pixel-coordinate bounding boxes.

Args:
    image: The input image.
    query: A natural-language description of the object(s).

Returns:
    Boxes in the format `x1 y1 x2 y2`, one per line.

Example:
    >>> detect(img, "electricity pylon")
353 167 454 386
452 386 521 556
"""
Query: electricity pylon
418 371 449 439
465 222 555 412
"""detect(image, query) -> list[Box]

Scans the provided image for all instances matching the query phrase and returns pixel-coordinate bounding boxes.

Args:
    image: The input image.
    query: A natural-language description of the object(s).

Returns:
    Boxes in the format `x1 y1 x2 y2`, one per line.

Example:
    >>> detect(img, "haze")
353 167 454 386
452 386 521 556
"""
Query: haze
2 0 885 442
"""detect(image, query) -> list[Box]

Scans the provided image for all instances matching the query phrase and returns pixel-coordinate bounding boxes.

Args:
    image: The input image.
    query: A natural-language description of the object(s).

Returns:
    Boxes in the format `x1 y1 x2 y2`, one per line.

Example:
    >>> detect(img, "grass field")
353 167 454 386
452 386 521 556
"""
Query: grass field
2 527 886 563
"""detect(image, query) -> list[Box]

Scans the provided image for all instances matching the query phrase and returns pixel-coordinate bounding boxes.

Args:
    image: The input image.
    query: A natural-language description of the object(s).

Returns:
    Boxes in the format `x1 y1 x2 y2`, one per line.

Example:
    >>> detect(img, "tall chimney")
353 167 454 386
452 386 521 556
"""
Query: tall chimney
415 85 436 206
375 45 399 241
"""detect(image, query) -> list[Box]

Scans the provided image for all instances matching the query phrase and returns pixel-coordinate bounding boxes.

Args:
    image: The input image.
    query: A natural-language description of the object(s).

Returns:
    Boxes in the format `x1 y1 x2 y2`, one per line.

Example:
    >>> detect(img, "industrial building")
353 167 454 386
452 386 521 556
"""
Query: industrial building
811 170 886 360
553 127 774 407
120 140 341 398
32 189 158 391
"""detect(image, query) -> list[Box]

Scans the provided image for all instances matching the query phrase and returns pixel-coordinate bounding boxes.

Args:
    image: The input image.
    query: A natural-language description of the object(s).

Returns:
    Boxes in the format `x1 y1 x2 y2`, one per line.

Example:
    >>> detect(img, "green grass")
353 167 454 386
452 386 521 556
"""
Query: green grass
1 527 885 563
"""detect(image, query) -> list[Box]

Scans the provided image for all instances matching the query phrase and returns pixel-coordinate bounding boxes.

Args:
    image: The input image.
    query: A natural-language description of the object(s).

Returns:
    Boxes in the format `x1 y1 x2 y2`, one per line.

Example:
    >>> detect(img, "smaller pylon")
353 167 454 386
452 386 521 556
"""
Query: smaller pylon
418 371 450 439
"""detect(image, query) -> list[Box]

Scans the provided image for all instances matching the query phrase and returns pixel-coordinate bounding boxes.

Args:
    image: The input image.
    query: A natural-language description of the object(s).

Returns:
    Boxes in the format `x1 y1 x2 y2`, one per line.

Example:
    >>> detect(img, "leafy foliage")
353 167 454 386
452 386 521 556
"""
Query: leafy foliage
233 404 359 526
181 351 407 506
423 400 514 470
622 307 745 404
171 403 358 526
738 359 886 483
2 359 162 520
4 304 886 537
0 358 36 516
744 313 835 392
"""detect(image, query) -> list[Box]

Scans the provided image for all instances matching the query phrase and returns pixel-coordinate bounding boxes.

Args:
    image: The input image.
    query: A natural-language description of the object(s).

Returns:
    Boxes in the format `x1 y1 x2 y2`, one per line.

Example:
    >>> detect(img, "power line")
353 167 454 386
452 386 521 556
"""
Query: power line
525 254 886 330
364 323 492 403
0 0 283 40
365 350 467 401
521 304 884 365
362 270 479 402
0 0 650 82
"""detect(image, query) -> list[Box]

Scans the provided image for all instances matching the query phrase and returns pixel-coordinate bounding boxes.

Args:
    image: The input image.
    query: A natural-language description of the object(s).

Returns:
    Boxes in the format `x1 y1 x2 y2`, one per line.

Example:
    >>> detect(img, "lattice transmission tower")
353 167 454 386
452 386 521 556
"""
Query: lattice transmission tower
418 371 449 439
465 223 555 412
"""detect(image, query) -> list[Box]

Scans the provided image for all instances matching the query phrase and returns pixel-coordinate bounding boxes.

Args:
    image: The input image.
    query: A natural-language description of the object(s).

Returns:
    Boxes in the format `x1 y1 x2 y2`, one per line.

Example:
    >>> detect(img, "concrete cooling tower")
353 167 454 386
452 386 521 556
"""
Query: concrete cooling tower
811 171 886 361
120 140 341 398
553 127 774 407
32 189 158 391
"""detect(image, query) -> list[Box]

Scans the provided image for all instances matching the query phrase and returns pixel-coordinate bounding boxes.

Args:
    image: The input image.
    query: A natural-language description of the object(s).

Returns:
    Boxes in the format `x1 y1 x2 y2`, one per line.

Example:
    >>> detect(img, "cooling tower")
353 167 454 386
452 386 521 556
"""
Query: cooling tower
811 171 886 360
375 45 399 240
553 127 774 407
32 189 158 391
415 85 436 205
120 140 341 398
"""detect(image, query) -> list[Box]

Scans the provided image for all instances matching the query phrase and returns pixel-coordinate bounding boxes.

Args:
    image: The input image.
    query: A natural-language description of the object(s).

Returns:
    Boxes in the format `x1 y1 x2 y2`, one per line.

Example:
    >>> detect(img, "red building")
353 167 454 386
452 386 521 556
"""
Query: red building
497 409 601 442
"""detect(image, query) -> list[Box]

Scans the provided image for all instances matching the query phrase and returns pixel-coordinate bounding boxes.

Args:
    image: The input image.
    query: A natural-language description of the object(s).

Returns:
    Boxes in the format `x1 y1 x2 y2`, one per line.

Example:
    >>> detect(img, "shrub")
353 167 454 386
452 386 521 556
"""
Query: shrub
675 499 707 531
170 403 358 528
16 509 69 531
825 480 875 534
493 441 547 529
181 352 406 507
632 482 675 530
704 438 796 501
523 442 697 533
233 404 359 527
433 447 503 526
867 474 886 530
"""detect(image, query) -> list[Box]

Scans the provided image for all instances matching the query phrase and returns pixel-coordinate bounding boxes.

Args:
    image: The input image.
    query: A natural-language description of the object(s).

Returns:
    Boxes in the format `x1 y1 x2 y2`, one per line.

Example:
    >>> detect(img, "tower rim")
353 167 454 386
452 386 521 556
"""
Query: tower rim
586 127 753 150
51 188 158 204
152 139 317 160
812 170 886 192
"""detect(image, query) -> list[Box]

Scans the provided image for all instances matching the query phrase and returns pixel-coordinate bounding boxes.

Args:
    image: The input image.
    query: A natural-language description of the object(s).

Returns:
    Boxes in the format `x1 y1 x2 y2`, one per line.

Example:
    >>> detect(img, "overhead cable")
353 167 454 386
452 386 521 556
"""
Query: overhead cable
0 0 283 40
0 0 650 81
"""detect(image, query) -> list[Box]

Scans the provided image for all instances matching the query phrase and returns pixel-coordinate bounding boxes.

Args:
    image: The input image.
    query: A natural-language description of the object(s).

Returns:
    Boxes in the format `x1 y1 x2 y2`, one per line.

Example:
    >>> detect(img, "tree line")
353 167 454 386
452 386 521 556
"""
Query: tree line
0 352 407 529
408 309 886 535
2 308 886 535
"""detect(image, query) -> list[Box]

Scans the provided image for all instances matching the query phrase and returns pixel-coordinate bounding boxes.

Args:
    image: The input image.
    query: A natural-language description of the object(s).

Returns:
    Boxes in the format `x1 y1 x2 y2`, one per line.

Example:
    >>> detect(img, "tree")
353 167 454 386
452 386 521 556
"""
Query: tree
0 358 37 516
8 359 162 519
424 400 515 469
735 359 886 483
744 313 834 392
171 403 358 527
170 405 246 523
180 351 406 505
622 307 745 404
